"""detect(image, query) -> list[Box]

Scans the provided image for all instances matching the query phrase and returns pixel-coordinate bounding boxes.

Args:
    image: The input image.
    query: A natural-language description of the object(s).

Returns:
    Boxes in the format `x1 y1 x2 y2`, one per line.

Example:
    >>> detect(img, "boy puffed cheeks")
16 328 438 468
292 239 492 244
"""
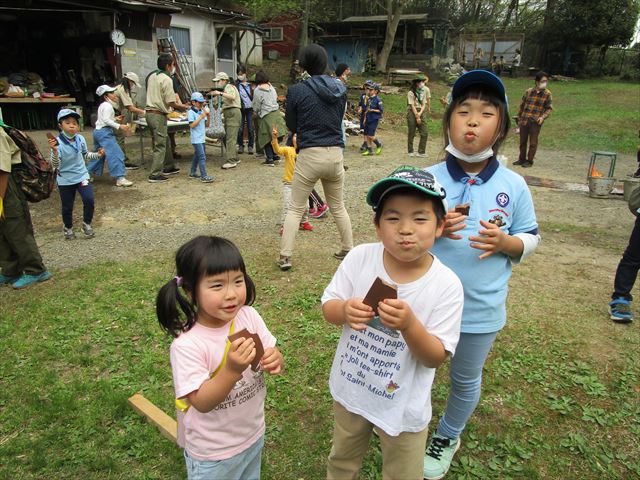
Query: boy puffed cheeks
322 166 464 480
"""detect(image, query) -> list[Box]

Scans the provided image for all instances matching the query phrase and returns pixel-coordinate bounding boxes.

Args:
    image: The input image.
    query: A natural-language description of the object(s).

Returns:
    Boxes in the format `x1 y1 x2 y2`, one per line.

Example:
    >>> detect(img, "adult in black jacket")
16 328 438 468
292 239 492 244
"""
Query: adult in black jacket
277 44 353 271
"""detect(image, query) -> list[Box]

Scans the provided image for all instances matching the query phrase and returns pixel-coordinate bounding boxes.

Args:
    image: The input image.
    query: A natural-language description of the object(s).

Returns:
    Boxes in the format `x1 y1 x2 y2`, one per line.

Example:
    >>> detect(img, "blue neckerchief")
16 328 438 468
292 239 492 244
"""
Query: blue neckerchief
445 154 499 205
190 106 201 114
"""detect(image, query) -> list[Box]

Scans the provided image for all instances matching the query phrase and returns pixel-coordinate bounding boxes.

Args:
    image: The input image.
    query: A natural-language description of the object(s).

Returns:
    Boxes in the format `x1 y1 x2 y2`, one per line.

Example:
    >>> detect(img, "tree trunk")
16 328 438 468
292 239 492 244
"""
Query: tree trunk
299 0 310 48
502 0 518 31
536 0 556 68
376 0 405 73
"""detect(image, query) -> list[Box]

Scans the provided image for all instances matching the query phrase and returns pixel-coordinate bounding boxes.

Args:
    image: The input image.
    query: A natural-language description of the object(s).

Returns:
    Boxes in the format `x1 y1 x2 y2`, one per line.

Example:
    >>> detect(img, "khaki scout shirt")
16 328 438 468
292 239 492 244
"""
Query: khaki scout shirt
221 83 241 110
145 70 175 113
114 84 134 112
0 128 21 173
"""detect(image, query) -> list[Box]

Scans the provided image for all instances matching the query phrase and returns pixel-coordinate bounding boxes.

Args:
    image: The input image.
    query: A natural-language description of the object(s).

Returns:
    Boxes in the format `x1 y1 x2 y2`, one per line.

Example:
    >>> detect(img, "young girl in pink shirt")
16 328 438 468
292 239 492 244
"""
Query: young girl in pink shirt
156 236 284 479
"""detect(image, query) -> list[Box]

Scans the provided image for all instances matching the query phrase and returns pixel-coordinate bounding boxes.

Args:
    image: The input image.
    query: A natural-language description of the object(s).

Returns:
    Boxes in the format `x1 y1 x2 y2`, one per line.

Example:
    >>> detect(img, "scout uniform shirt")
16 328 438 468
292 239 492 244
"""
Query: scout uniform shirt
221 83 241 110
114 84 134 114
146 70 175 113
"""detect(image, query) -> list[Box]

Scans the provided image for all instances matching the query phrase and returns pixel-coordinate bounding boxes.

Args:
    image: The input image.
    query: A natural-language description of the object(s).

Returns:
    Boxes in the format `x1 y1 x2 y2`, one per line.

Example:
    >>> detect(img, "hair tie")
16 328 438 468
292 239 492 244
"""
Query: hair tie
174 276 183 287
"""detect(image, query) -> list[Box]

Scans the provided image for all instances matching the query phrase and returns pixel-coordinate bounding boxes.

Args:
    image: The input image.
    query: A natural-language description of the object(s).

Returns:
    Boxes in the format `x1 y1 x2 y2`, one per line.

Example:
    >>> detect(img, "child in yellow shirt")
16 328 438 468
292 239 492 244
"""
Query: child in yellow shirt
271 127 316 234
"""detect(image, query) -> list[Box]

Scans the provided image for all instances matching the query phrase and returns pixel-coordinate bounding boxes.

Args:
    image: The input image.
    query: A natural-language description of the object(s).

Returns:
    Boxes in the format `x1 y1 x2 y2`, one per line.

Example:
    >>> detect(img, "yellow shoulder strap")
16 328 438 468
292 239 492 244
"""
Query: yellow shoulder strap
175 320 235 413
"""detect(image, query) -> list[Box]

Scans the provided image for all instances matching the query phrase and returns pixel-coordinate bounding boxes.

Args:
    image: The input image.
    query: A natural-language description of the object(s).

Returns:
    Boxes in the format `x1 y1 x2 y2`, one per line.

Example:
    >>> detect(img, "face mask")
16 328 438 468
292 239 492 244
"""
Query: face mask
170 66 176 75
238 74 246 81
538 82 547 89
445 143 494 164
62 131 76 140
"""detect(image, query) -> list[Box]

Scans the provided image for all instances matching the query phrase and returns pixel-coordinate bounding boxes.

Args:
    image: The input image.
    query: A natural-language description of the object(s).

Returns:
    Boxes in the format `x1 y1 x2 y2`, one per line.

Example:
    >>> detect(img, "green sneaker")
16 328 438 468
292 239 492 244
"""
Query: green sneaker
375 144 383 155
362 149 372 156
423 434 461 480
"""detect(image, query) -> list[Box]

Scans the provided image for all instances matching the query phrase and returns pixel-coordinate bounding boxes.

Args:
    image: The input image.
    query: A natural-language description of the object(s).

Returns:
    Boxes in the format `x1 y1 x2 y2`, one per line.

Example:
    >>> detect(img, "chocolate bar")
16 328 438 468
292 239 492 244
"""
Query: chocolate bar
363 277 397 315
455 203 470 215
228 328 264 371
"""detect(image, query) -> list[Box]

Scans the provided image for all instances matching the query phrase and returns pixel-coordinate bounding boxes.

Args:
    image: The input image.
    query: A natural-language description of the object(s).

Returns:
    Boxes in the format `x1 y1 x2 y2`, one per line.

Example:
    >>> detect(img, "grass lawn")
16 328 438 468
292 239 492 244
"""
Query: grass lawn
1 75 639 479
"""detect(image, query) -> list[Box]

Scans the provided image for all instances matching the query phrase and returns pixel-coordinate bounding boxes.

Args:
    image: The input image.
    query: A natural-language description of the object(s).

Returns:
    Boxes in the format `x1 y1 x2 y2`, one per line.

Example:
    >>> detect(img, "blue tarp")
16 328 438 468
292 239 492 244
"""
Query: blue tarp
323 39 371 74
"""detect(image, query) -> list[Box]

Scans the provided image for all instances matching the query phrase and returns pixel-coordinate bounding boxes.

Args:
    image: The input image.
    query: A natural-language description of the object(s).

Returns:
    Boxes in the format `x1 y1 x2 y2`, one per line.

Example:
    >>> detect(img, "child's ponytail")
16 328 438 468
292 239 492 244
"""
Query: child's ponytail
156 276 196 338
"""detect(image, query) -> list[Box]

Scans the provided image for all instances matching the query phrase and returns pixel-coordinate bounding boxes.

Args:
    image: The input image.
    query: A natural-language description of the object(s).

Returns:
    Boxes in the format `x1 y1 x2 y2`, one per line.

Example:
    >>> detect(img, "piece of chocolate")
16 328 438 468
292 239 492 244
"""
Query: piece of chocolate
455 203 470 215
363 277 397 315
46 132 58 146
228 328 264 371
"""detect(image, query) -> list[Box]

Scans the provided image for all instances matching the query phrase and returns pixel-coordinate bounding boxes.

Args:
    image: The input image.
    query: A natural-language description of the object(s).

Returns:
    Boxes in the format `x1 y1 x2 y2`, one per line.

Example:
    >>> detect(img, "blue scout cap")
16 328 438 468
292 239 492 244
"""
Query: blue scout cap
57 108 81 122
190 92 206 102
451 69 507 104
367 166 448 212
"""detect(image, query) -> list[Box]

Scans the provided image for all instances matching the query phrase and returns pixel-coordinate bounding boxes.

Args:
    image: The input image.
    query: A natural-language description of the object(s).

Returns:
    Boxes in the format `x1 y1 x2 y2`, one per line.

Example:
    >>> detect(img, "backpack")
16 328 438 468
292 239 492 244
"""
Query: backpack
3 126 56 203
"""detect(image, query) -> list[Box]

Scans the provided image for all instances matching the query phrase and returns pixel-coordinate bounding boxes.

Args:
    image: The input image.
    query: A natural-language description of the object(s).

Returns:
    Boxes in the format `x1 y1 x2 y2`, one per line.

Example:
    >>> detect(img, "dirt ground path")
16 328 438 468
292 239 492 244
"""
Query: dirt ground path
24 126 638 291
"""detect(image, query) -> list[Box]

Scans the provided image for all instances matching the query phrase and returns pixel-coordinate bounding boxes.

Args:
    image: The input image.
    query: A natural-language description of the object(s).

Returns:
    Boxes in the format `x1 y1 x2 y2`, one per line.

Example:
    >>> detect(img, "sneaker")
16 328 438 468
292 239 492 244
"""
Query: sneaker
512 159 525 166
633 170 640 179
188 173 201 179
308 207 318 216
333 249 351 260
12 271 52 290
238 146 244 154
408 152 415 157
262 160 275 167
201 175 214 183
148 174 169 183
81 222 95 238
63 227 75 240
273 155 281 161
375 145 383 155
125 162 140 170
311 204 329 219
362 149 372 156
423 434 461 480
416 152 427 158
162 167 181 176
521 161 533 168
360 143 368 152
609 298 634 323
0 274 19 285
116 177 133 187
299 221 314 231
247 147 254 155
221 162 238 170
276 256 292 271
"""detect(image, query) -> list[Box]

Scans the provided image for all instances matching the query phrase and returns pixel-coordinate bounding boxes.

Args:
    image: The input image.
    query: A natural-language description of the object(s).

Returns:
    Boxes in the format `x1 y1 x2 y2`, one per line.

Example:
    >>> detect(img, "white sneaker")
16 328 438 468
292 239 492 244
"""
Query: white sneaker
221 162 238 169
116 177 133 187
416 153 427 158
408 152 416 157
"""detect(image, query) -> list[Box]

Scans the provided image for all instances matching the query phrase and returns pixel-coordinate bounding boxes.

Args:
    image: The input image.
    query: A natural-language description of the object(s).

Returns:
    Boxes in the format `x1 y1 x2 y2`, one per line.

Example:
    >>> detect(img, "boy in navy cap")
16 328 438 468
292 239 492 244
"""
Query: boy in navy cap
362 83 384 156
322 166 463 479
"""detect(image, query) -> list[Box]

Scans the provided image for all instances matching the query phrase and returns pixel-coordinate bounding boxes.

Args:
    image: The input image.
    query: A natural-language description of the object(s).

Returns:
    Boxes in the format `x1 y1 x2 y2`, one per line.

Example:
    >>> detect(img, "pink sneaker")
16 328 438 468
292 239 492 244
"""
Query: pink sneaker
308 207 317 216
299 222 314 231
311 204 329 218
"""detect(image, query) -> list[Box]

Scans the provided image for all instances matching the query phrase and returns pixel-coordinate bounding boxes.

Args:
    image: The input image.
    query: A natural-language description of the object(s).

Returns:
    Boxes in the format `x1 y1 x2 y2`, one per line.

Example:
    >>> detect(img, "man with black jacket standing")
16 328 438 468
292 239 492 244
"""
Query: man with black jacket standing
277 44 353 271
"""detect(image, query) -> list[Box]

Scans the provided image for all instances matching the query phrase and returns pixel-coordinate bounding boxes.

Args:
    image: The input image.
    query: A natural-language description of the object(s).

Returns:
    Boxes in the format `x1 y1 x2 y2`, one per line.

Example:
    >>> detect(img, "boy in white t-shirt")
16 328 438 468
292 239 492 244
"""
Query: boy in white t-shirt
322 166 464 479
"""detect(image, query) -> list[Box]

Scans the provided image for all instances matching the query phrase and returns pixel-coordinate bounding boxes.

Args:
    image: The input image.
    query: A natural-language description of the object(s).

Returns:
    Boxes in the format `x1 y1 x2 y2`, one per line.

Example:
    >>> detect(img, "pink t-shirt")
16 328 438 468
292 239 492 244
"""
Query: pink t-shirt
170 305 277 461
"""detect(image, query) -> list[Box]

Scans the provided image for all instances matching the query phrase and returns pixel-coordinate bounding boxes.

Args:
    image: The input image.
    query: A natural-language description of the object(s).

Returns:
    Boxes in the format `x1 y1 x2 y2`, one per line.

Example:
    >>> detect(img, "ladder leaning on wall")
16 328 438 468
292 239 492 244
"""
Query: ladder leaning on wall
157 36 198 102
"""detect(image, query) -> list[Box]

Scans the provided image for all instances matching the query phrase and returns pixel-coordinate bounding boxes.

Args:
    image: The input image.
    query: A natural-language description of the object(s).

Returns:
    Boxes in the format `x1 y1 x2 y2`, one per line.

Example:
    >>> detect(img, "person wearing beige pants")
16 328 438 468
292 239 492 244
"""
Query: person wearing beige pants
279 146 353 262
327 402 429 480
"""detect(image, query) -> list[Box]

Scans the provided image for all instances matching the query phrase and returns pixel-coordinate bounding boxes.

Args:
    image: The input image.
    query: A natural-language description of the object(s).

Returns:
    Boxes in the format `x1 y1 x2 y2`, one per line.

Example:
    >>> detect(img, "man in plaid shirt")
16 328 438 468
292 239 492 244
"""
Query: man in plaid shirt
514 71 553 168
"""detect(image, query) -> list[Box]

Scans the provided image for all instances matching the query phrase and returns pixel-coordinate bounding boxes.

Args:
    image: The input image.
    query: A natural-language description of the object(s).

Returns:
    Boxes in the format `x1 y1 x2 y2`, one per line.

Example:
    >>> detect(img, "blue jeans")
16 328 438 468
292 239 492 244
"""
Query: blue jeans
612 215 640 301
190 143 208 177
237 108 254 148
436 331 499 440
184 435 264 480
58 183 94 228
264 143 275 161
89 128 126 179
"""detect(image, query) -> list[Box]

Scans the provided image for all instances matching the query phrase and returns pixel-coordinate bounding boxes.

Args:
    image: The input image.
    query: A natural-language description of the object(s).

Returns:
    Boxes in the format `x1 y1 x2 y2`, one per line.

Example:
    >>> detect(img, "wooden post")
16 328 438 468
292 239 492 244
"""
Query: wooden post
128 393 178 444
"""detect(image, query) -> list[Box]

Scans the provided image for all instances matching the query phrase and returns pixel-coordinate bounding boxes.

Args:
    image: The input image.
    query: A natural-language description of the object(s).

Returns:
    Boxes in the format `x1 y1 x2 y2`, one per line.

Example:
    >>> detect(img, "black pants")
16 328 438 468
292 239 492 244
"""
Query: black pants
612 215 640 301
58 182 95 228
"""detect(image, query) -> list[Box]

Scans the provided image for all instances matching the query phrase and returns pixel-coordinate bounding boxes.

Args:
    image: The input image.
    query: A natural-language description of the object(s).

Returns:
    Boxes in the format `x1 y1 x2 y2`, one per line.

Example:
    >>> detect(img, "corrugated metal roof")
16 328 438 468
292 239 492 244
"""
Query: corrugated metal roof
342 13 428 23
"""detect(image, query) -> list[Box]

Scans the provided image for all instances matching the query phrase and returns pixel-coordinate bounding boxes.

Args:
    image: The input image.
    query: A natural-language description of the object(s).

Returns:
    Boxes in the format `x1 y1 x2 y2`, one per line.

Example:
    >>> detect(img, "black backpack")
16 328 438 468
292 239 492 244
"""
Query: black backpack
3 126 56 203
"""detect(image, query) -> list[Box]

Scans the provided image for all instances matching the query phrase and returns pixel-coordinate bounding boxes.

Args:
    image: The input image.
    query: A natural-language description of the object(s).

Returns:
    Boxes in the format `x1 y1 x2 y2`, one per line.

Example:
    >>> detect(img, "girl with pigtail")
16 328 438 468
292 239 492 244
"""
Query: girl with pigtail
156 235 283 479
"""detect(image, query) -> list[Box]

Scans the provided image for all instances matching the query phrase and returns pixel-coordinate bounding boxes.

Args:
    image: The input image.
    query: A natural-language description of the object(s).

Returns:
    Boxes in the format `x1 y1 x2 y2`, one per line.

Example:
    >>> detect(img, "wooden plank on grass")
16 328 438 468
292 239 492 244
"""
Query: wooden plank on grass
128 393 177 444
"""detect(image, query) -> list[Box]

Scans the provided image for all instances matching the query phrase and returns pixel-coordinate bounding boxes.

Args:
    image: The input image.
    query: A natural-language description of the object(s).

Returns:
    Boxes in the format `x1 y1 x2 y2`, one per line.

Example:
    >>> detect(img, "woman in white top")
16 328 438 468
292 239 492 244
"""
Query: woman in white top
87 85 133 187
